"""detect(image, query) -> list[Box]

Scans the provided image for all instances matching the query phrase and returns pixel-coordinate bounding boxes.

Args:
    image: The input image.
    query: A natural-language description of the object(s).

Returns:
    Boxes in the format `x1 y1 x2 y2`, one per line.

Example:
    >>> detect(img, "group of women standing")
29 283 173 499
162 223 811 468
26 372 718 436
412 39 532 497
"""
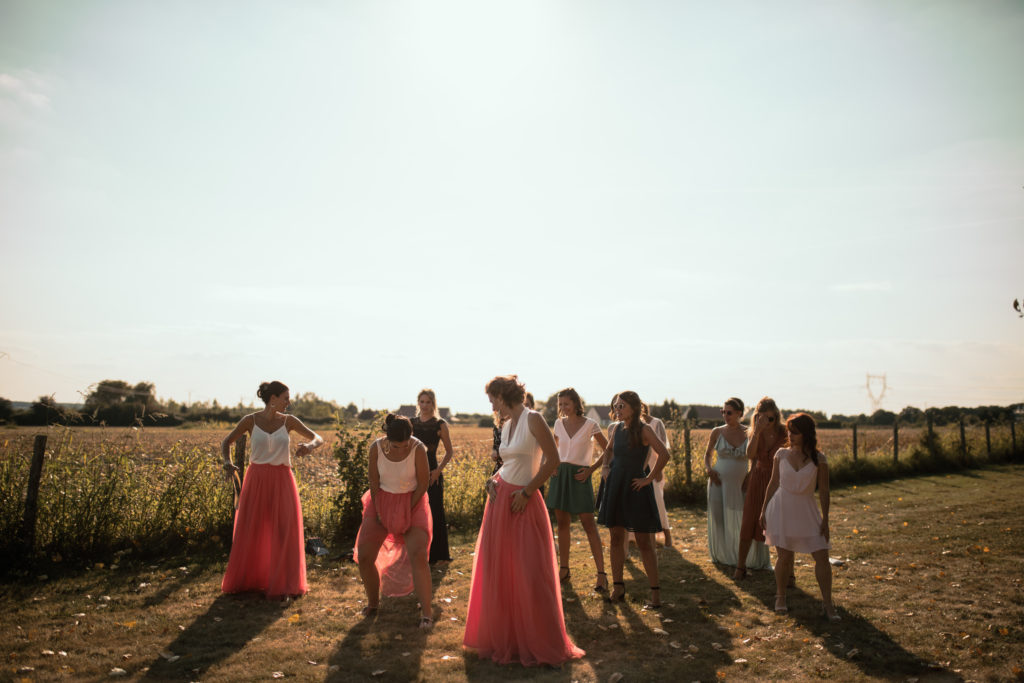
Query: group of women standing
218 377 839 671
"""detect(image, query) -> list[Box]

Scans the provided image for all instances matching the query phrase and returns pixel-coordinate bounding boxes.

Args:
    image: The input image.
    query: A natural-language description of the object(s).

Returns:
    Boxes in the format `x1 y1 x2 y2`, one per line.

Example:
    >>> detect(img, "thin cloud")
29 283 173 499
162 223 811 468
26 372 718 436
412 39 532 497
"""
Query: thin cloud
0 71 51 109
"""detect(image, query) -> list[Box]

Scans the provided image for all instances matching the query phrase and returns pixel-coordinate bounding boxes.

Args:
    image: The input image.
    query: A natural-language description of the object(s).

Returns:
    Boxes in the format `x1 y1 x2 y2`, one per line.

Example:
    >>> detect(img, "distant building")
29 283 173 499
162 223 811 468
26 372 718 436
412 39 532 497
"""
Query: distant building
395 405 452 422
585 405 613 427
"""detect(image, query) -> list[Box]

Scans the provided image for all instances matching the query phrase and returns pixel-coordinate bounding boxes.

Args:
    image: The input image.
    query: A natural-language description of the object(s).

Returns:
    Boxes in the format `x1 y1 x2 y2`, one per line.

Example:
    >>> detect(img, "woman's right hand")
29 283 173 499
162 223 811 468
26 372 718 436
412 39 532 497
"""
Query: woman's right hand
708 469 721 486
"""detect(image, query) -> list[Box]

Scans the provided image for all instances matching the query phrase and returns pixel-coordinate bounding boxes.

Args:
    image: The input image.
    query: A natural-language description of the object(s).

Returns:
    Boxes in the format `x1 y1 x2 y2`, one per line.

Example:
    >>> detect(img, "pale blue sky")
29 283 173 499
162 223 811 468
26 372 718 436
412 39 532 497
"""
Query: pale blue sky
1 1 1022 416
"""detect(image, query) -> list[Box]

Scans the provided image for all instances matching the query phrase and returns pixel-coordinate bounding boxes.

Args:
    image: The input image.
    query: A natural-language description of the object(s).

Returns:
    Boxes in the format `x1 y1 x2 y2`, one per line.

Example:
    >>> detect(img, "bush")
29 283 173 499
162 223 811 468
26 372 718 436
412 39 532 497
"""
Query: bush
330 416 379 546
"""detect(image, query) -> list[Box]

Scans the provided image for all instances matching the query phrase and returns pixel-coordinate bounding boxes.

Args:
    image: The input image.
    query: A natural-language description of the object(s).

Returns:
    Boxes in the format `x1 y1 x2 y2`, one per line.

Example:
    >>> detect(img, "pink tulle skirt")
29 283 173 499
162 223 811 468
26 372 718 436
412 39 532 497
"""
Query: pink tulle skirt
463 476 585 667
354 489 432 597
222 464 307 598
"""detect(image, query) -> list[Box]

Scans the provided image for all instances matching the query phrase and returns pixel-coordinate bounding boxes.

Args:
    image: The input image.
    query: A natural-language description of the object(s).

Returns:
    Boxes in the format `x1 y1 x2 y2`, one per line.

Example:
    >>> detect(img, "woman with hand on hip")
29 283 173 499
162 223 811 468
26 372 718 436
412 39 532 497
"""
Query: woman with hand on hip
221 381 322 598
546 388 609 592
410 389 454 564
704 397 754 567
760 413 838 620
464 375 584 667
597 391 671 609
735 396 785 580
354 414 434 627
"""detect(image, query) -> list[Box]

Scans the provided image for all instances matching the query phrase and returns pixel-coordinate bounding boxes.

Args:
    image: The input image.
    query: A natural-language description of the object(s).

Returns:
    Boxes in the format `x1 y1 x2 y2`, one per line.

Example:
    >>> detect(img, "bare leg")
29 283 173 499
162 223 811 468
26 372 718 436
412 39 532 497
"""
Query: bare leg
662 527 673 547
405 527 433 619
634 532 660 607
609 526 626 600
579 512 606 589
774 548 794 612
735 537 753 579
555 509 572 579
812 548 836 618
356 516 389 611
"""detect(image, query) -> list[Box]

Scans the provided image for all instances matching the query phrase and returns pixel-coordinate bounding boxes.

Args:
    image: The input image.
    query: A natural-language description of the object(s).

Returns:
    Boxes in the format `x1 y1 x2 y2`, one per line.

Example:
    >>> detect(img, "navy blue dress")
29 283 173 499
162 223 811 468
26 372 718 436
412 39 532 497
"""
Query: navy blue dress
411 417 452 562
597 424 662 533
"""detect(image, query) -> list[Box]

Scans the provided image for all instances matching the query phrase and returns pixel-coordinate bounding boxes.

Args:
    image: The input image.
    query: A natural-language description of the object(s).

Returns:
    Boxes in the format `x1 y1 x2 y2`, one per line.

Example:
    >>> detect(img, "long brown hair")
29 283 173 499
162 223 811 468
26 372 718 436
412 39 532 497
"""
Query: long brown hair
617 391 645 449
786 412 820 466
747 396 786 441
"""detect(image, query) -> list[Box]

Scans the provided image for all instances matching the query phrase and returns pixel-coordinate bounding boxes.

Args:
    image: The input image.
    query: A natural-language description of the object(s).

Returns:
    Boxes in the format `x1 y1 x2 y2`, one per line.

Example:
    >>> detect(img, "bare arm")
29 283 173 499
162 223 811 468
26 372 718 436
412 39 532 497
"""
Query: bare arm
220 415 254 475
631 424 670 491
759 451 784 528
511 412 560 512
582 429 610 479
703 426 722 486
817 454 830 540
411 443 430 509
429 421 455 486
368 441 382 523
285 415 323 457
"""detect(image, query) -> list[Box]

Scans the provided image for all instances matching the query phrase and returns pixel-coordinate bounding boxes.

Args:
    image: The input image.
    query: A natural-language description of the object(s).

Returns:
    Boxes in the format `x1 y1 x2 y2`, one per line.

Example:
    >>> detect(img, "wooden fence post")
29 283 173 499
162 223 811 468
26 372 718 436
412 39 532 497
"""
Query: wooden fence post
852 423 858 461
984 421 991 458
19 435 47 552
1012 419 1018 456
893 419 899 464
959 416 968 463
683 420 692 485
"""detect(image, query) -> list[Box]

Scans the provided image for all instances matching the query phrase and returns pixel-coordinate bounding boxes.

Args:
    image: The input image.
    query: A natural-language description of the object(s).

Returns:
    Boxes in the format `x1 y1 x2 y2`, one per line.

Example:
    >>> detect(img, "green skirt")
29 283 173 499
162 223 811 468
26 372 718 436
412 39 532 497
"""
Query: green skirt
545 462 595 514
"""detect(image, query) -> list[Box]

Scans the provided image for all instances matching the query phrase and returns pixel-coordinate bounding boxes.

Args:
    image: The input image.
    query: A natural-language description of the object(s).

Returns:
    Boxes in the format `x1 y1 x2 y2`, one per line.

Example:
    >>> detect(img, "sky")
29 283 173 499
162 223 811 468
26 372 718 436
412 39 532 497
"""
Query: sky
1 0 1022 417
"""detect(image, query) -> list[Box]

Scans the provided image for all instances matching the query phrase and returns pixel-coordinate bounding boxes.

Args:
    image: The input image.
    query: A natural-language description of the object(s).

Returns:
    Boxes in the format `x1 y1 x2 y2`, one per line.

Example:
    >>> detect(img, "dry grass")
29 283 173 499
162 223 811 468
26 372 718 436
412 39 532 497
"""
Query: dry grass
3 464 1023 681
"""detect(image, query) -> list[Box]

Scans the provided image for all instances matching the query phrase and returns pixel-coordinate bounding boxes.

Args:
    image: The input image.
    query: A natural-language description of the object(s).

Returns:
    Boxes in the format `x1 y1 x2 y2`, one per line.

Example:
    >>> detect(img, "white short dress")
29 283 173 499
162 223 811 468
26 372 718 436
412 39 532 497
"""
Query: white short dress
764 451 830 554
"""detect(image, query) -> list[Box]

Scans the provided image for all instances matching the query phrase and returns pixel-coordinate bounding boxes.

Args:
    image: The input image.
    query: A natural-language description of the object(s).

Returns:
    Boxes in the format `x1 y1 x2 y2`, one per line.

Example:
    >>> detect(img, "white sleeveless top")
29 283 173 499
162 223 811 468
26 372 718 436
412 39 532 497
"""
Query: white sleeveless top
376 437 421 494
250 419 291 466
554 417 601 466
497 409 543 486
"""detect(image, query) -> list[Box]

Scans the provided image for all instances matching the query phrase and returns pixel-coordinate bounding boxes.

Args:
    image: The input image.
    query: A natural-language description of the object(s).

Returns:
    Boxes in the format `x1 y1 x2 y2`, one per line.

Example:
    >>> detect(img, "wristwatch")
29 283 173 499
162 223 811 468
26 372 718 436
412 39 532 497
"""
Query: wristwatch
520 488 532 498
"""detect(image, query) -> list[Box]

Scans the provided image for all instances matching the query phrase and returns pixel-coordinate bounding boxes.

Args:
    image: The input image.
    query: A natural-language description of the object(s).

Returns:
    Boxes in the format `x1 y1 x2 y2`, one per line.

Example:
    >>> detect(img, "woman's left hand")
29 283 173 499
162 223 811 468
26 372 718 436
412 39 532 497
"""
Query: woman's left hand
295 443 312 458
429 468 441 486
631 476 653 491
510 489 529 513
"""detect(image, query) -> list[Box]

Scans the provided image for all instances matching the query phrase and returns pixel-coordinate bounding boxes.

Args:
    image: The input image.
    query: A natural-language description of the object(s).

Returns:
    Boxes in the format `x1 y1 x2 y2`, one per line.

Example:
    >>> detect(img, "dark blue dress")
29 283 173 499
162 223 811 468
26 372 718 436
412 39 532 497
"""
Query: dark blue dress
411 417 451 562
597 424 662 533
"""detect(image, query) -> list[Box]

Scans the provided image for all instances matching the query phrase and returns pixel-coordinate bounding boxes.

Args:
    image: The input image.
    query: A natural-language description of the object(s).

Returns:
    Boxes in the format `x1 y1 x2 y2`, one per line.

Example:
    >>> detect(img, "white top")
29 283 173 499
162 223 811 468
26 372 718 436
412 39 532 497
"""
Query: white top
553 417 602 466
497 409 543 486
644 417 669 469
250 420 291 467
375 437 422 494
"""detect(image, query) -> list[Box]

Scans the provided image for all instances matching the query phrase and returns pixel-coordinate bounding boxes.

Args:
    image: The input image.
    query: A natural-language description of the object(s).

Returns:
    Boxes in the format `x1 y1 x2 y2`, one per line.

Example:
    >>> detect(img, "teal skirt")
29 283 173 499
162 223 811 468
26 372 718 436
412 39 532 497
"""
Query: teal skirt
545 463 595 514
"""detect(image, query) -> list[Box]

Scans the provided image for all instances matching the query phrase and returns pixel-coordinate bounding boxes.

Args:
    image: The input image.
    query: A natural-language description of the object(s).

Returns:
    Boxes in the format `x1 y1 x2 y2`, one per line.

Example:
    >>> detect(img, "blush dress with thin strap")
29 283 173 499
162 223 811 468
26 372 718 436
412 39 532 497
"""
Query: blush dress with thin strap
463 409 584 667
764 453 831 554
222 419 307 598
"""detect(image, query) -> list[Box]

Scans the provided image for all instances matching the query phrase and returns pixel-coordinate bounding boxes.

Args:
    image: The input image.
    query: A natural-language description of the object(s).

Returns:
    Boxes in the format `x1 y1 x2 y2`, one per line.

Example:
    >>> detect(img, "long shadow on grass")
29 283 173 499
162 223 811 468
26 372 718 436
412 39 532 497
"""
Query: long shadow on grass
143 593 286 680
754 584 961 681
326 595 432 681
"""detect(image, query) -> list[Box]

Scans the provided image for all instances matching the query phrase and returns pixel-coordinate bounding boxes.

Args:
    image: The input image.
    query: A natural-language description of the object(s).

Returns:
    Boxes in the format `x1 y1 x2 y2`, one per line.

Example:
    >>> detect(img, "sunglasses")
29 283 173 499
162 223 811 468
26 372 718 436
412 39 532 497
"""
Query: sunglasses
720 409 734 416
758 413 776 422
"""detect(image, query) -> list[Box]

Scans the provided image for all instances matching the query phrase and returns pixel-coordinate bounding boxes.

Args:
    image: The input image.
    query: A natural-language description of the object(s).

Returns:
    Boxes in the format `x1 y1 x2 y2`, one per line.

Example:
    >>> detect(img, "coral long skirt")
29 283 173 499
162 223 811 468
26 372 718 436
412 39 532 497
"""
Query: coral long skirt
222 464 307 598
354 489 432 597
463 476 585 667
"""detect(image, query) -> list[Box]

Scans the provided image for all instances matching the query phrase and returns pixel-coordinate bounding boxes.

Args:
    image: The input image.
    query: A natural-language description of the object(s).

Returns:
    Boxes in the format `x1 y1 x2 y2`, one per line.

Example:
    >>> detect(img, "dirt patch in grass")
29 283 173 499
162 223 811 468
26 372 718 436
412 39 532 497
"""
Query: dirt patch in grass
3 466 1023 681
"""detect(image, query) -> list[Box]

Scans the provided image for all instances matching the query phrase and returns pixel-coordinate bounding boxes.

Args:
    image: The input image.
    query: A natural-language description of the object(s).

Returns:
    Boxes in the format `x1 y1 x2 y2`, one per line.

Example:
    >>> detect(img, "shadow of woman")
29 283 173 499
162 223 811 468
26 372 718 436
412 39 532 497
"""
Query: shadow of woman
755 585 962 681
143 593 286 680
326 595 432 681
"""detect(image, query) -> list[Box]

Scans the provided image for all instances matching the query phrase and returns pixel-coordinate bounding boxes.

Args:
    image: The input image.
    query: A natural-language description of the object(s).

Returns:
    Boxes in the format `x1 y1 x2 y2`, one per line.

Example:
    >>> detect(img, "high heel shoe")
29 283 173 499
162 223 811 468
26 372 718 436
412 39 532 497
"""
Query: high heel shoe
606 581 625 603
559 566 571 583
643 586 661 610
822 604 841 622
594 571 608 593
774 595 788 614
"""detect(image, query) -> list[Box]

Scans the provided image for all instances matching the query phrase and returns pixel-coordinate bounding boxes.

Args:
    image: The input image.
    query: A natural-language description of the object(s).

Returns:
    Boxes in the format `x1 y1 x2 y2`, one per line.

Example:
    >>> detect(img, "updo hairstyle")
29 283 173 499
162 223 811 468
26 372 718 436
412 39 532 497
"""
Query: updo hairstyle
557 387 584 417
257 381 289 405
724 397 744 413
384 413 414 442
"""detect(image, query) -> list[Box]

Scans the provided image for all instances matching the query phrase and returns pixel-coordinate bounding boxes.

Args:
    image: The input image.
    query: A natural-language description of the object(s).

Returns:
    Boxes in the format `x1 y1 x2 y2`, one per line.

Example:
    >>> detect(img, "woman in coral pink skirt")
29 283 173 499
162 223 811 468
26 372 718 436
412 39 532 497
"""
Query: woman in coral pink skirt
464 375 585 667
221 381 322 598
354 414 434 627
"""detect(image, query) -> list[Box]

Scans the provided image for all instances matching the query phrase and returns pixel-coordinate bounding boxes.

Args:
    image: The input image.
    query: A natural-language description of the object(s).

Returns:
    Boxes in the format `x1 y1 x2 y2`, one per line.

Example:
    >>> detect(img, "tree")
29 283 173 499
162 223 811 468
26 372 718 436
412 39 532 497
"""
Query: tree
0 397 12 422
541 392 560 425
868 409 897 426
898 406 925 425
344 402 359 419
83 380 159 425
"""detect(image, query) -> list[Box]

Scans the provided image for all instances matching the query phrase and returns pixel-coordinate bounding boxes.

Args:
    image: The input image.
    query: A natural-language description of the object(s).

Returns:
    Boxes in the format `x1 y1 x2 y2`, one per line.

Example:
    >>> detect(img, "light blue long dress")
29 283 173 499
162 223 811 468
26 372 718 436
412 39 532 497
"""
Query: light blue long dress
707 433 768 568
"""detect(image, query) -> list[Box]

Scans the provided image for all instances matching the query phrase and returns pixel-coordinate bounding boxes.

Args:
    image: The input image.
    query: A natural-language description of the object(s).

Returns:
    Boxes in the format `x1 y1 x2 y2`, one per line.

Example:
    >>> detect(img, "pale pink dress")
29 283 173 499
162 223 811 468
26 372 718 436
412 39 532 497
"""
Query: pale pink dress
463 409 584 667
764 452 830 554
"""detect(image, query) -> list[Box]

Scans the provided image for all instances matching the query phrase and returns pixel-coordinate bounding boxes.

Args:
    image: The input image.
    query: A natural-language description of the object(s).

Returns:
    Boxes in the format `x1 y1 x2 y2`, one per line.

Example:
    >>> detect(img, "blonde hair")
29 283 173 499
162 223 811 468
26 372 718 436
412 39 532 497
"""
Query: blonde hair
416 388 437 419
747 396 787 440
